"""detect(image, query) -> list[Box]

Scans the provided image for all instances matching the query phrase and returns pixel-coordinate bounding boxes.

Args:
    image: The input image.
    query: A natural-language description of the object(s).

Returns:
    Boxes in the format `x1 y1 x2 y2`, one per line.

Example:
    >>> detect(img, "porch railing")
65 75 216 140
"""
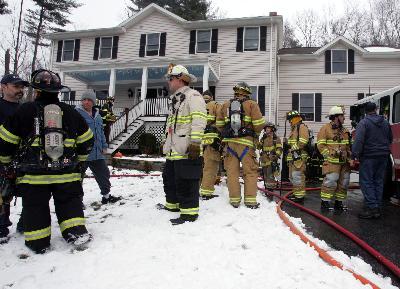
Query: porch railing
109 100 143 142
144 97 169 116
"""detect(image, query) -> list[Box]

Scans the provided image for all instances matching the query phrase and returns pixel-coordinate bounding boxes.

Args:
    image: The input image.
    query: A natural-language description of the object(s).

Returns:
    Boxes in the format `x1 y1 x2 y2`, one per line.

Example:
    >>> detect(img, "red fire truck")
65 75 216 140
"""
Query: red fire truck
350 85 400 197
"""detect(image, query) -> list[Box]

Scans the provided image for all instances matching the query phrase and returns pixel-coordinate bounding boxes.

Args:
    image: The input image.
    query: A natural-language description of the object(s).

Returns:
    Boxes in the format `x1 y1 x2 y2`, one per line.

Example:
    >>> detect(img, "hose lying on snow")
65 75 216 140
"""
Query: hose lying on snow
259 186 400 282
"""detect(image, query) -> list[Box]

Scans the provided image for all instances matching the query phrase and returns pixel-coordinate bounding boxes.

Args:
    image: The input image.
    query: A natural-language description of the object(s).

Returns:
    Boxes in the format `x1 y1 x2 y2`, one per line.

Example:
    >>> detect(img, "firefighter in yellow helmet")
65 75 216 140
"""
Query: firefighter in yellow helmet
216 82 265 208
317 105 351 210
286 110 310 203
200 90 222 199
158 64 207 225
260 122 282 190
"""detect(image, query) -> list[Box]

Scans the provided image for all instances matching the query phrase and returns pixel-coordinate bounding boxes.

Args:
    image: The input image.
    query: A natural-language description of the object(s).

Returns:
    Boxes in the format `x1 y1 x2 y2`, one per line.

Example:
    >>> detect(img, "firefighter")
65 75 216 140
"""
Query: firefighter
260 122 282 189
0 69 94 253
158 64 207 225
216 82 265 209
100 97 116 143
317 105 351 210
285 110 310 203
200 90 221 200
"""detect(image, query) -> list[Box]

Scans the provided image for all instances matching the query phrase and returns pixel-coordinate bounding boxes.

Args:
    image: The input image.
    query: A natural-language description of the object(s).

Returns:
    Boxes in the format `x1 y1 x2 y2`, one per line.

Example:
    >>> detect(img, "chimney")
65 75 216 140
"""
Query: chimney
269 12 278 16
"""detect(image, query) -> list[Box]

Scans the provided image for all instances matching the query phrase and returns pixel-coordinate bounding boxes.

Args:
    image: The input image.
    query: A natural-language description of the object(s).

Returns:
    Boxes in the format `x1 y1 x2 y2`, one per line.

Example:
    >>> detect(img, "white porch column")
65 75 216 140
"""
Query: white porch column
140 66 148 115
108 68 116 97
202 63 209 92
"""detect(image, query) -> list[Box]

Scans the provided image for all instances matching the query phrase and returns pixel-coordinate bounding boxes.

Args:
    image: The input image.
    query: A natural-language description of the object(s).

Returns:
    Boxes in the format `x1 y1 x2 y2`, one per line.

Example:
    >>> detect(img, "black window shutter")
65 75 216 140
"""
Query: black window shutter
292 93 299 111
112 36 119 59
258 86 266 115
260 26 267 51
348 49 354 74
325 50 331 74
189 30 196 54
73 39 80 61
315 93 322 122
159 32 167 56
70 91 76 101
139 34 146 57
236 27 244 52
358 93 364 100
56 40 63 62
211 29 218 53
93 37 100 60
210 86 216 99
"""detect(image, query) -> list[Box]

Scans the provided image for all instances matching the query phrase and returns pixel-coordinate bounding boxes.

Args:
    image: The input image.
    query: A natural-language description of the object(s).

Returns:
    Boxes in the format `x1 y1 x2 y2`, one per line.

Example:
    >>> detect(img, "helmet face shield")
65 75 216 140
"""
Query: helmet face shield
286 110 300 121
31 69 66 93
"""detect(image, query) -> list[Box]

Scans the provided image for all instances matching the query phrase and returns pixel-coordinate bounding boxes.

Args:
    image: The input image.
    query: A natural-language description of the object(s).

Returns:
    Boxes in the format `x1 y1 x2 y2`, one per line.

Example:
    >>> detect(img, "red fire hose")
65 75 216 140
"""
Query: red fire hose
259 186 400 281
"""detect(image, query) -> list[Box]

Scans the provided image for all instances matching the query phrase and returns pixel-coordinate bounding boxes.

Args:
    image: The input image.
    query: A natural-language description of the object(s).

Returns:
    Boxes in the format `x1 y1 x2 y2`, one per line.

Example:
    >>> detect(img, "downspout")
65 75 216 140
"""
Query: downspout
275 23 279 126
268 18 273 122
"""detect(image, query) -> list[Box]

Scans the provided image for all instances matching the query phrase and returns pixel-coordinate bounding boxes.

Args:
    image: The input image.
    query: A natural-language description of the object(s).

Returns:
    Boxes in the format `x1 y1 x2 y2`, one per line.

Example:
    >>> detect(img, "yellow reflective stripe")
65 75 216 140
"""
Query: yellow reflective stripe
25 226 51 241
252 118 265 126
321 149 329 156
0 155 12 163
78 154 89 162
230 197 241 204
224 117 230 123
276 144 282 148
263 146 275 151
203 133 219 139
216 120 225 126
317 139 327 145
76 129 93 144
180 207 199 215
59 217 85 233
0 125 20 145
326 157 345 164
16 173 81 185
165 202 179 209
200 187 214 195
326 140 350 145
64 138 76 147
291 144 299 150
244 196 257 204
191 131 204 138
222 138 255 148
320 191 333 199
243 116 252 122
207 115 216 120
165 151 188 160
191 111 207 120
298 137 308 144
31 137 40 146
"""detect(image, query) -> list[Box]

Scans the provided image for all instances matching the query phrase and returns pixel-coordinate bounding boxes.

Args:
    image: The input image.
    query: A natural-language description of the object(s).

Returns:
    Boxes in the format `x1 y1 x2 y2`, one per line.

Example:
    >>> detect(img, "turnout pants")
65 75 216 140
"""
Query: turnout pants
289 160 306 198
320 162 350 201
19 181 88 252
224 143 258 206
162 159 202 217
200 146 221 197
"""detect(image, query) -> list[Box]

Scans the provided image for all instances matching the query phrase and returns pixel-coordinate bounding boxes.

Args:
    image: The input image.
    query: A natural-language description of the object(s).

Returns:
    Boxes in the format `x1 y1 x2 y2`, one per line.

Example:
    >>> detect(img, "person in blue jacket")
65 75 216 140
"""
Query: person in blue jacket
76 90 121 204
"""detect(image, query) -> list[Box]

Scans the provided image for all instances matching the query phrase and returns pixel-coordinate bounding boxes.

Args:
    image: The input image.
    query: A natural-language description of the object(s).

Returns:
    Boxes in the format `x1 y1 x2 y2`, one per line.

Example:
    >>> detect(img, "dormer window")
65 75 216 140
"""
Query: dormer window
331 49 347 73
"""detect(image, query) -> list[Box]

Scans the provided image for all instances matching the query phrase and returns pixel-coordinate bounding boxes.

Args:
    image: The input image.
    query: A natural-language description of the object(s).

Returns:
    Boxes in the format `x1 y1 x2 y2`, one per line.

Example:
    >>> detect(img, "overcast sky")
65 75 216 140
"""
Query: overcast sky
1 0 371 31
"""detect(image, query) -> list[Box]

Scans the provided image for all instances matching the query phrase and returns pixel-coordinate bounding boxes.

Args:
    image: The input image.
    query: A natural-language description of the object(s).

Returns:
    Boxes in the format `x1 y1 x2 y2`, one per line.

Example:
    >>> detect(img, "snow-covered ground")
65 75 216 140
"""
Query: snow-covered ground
0 168 396 289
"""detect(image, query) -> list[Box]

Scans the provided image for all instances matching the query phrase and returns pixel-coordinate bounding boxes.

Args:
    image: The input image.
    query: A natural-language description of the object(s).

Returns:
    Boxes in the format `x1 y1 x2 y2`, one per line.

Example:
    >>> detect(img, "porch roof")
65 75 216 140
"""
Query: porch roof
65 65 218 84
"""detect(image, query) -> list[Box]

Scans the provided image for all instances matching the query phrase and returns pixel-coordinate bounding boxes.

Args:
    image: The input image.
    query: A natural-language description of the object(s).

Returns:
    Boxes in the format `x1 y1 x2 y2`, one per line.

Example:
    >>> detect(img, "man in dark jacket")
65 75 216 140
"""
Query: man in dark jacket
352 102 392 219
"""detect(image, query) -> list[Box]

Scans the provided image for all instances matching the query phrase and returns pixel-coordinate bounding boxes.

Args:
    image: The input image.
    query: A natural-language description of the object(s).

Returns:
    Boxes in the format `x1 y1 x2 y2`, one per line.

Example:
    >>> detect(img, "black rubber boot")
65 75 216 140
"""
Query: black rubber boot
156 203 180 212
101 195 122 204
170 214 198 225
200 194 219 200
245 203 260 209
334 200 347 211
321 200 333 211
287 195 304 204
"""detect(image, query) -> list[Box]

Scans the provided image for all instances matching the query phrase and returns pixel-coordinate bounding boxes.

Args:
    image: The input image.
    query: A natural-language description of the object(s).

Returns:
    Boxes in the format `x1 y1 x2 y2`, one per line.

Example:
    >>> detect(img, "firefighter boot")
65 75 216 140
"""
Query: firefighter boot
321 200 333 211
156 203 180 212
334 200 347 211
170 214 198 225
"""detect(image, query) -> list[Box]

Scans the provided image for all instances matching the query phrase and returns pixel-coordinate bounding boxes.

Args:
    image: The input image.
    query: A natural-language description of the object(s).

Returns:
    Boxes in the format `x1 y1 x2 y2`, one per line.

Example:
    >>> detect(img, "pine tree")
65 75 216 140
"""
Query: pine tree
24 0 82 74
0 0 10 15
127 0 215 21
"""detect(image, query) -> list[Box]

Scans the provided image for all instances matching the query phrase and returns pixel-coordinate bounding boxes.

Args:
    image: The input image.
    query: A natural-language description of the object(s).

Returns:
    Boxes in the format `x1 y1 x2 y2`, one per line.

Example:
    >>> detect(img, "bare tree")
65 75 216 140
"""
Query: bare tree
294 9 324 47
371 0 400 46
0 0 10 15
283 21 300 48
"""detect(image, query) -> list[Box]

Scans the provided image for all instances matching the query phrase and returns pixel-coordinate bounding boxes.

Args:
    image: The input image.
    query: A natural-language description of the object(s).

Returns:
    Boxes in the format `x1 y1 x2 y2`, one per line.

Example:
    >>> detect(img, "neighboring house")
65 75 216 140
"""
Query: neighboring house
277 36 400 137
47 3 283 152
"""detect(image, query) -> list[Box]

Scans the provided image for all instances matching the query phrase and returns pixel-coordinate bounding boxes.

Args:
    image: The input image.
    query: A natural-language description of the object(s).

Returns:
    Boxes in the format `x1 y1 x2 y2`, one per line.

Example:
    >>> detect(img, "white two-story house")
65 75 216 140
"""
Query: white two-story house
278 36 400 136
47 3 283 152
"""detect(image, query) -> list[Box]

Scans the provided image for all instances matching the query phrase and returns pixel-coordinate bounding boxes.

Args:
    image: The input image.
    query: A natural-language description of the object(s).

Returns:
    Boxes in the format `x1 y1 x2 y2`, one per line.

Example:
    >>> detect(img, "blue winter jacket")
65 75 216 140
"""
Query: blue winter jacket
75 105 107 161
352 113 392 159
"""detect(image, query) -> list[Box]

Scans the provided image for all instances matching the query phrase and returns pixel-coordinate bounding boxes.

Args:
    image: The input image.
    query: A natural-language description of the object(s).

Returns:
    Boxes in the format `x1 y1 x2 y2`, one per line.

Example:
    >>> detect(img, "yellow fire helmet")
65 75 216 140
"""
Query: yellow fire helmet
165 63 197 84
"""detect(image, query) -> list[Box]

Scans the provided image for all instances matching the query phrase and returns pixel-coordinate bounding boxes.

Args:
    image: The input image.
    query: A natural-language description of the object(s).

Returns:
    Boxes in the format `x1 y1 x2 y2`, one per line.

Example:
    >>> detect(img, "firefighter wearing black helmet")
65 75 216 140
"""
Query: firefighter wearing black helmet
0 69 94 253
285 110 310 203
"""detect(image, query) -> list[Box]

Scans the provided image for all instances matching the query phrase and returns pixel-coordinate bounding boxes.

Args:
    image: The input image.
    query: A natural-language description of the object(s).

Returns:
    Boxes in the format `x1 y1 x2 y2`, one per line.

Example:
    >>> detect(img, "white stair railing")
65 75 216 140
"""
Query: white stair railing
109 100 143 142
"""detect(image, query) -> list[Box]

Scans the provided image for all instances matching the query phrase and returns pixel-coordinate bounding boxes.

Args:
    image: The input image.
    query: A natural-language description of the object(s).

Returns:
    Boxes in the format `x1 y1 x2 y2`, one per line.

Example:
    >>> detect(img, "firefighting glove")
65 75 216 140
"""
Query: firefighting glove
188 142 201 160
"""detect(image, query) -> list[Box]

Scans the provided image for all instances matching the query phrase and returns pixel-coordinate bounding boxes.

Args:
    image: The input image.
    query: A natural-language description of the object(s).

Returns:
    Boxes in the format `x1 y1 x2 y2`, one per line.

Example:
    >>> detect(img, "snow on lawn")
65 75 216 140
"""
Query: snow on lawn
0 169 397 289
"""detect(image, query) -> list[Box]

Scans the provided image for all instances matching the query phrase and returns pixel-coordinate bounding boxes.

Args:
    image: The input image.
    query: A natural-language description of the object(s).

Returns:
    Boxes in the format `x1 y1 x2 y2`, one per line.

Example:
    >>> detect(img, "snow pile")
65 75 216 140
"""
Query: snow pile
365 46 400 52
0 171 397 289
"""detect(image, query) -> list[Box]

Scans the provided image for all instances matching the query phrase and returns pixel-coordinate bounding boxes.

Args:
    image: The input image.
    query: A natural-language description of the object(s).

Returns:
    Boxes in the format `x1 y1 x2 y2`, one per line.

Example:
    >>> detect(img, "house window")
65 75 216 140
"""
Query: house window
299 93 315 121
62 91 75 101
196 30 211 53
62 40 74 61
146 33 160 56
392 91 400 123
100 37 113 59
250 86 258 102
244 27 259 51
331 49 347 73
